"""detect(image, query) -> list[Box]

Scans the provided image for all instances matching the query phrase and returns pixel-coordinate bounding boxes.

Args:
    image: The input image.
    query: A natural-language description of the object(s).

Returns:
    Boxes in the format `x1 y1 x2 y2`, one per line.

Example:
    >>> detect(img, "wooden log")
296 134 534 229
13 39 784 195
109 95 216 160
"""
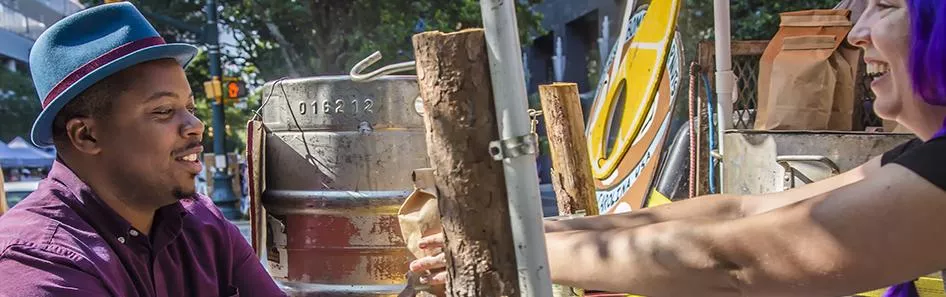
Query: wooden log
539 83 593 297
0 167 6 216
412 28 520 297
539 83 599 216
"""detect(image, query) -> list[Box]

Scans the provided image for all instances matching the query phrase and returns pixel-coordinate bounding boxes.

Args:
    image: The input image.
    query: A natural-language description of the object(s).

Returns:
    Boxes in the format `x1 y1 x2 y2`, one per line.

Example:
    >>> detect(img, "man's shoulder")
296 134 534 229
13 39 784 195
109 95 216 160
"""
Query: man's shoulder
0 182 73 242
0 180 106 263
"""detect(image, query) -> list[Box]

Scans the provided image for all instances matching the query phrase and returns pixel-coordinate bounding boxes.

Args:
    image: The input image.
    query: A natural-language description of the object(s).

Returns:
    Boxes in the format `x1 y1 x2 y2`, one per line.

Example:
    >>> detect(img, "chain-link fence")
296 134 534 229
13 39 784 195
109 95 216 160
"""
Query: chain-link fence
731 55 760 129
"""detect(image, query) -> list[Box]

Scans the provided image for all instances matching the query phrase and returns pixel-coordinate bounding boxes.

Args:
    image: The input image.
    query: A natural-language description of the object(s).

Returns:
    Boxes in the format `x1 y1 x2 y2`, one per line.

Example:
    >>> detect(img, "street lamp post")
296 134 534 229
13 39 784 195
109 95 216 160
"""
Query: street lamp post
204 0 240 219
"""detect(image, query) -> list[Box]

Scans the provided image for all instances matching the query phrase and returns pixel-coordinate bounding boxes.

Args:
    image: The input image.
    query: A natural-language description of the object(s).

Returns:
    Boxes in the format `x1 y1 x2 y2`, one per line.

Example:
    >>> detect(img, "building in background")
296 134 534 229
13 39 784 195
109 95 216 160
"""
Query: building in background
525 0 624 184
525 0 623 97
0 0 85 73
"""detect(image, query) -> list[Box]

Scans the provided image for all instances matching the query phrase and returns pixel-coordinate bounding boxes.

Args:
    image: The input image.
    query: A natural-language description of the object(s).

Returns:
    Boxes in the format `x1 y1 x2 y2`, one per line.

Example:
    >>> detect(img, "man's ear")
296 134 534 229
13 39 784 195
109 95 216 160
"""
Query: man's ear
65 118 102 155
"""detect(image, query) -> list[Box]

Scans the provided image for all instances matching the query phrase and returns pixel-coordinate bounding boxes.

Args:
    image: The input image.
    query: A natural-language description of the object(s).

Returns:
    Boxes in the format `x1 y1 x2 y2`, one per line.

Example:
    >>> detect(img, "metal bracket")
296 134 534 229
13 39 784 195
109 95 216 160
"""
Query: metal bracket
775 155 841 190
489 134 538 161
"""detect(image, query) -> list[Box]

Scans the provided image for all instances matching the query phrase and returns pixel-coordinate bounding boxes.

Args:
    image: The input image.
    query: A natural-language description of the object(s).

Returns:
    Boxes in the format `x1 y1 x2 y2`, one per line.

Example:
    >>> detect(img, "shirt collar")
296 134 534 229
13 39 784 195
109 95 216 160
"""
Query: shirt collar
47 159 189 245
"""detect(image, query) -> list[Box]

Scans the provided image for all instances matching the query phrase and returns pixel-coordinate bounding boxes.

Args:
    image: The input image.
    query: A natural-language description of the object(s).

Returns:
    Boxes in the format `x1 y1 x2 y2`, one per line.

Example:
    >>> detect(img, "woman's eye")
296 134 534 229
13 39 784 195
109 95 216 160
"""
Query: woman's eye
876 1 896 9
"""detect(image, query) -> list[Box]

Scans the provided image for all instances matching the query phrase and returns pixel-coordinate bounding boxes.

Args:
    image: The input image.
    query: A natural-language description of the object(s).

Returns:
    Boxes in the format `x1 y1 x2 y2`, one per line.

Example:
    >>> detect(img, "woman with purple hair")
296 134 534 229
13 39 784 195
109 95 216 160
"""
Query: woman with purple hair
410 0 946 296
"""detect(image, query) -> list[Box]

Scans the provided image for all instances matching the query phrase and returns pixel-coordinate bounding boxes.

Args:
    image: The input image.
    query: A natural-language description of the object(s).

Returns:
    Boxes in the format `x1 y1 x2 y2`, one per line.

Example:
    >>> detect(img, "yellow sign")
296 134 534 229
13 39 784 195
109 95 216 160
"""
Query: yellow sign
856 276 945 297
587 0 681 180
586 0 684 214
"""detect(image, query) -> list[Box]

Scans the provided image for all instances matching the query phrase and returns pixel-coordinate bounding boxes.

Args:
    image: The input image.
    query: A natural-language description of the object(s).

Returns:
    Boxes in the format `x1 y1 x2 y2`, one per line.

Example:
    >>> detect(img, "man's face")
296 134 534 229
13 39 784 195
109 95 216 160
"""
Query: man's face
96 58 204 206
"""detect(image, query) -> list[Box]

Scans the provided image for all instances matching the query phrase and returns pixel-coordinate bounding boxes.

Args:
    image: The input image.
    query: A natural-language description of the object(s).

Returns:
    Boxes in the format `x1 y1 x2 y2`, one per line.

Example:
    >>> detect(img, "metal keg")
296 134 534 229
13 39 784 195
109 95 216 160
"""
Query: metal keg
258 75 428 296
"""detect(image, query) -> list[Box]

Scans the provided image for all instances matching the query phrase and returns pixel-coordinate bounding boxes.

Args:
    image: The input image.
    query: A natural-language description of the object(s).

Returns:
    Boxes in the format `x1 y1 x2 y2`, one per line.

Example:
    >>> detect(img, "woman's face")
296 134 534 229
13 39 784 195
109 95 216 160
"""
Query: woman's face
849 0 915 121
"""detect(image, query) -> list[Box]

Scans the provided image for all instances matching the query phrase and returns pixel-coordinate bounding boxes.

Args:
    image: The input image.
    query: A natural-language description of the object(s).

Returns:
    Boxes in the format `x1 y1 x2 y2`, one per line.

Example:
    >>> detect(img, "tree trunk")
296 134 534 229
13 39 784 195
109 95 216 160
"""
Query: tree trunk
539 83 599 216
411 29 520 297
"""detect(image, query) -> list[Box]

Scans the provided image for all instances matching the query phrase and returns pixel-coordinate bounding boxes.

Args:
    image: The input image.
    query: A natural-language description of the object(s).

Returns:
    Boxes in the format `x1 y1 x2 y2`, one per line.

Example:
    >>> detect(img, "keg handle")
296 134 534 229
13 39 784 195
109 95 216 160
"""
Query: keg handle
350 51 416 82
775 155 841 190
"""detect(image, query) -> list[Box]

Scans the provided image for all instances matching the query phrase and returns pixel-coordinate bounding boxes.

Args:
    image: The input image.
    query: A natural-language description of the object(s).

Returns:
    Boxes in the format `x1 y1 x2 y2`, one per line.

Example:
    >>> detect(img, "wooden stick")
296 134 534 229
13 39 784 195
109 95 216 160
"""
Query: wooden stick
539 83 599 216
412 28 520 297
0 167 6 216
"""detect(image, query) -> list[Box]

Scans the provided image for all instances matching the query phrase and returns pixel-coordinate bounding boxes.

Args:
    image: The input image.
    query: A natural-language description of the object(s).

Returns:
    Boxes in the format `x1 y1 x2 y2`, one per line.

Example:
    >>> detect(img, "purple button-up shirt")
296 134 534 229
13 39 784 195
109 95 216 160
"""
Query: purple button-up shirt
0 161 287 297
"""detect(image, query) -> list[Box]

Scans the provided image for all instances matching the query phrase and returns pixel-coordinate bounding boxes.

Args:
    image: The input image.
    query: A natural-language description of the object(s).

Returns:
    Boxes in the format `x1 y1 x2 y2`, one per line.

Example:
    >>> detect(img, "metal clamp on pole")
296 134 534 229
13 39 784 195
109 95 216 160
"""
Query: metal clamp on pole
350 51 416 82
489 134 539 161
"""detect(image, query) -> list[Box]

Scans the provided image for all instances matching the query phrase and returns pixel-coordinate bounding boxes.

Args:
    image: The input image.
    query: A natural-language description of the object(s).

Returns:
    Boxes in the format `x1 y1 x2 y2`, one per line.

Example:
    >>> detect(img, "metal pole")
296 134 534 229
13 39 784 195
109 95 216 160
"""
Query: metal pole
479 1 554 296
713 0 735 193
205 0 240 219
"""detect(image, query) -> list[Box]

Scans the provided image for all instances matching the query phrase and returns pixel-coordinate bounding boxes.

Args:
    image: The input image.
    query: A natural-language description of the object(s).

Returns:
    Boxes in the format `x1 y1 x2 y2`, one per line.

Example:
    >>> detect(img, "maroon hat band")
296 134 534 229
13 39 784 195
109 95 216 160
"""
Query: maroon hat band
42 36 166 108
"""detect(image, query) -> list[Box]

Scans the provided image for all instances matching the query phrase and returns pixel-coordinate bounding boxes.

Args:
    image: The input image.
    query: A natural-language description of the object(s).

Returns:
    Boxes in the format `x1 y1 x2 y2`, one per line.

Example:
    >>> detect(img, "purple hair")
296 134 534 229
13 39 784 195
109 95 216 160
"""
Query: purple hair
908 0 946 137
909 0 946 103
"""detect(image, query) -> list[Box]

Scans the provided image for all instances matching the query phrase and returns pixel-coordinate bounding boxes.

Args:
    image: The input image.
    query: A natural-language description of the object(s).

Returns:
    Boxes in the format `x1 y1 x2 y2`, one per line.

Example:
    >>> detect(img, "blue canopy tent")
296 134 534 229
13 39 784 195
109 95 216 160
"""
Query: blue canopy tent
0 137 55 168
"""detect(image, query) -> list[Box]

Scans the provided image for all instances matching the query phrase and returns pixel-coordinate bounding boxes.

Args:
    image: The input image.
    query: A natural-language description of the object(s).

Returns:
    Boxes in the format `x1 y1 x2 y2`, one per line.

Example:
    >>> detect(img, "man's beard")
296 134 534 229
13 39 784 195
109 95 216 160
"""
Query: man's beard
111 167 192 205
172 187 195 200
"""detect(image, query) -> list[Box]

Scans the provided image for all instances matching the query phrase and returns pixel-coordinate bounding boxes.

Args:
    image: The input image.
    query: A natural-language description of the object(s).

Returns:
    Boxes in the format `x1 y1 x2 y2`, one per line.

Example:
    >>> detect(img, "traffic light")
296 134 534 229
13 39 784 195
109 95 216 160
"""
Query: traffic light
203 78 223 103
204 77 247 105
223 77 247 105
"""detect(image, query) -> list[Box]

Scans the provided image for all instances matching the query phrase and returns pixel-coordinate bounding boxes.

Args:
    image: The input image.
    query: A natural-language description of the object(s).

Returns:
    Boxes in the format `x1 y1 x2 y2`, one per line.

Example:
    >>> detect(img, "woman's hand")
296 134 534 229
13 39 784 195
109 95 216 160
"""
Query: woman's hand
408 233 448 286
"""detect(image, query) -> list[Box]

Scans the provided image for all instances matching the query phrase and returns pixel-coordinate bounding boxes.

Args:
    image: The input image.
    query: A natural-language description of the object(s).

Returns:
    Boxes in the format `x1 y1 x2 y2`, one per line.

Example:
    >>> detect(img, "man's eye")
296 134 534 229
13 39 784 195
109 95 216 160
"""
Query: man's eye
155 108 173 115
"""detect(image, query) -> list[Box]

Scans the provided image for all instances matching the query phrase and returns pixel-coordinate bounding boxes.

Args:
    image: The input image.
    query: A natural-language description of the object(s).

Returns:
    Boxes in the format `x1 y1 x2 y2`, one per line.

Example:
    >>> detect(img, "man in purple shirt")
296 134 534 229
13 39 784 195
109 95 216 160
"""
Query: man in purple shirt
0 3 286 296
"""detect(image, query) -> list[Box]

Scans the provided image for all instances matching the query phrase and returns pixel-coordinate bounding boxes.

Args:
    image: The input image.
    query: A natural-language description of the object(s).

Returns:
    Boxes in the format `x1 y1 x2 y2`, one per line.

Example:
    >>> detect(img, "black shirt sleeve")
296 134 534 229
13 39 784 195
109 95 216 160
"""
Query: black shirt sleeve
889 137 946 191
881 138 924 165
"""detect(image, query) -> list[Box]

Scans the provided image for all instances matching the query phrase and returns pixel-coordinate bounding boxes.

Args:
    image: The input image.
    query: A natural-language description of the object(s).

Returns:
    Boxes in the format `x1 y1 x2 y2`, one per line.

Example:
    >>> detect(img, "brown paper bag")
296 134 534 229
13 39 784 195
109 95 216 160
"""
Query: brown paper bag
765 35 838 130
831 42 859 131
397 168 442 260
756 9 859 131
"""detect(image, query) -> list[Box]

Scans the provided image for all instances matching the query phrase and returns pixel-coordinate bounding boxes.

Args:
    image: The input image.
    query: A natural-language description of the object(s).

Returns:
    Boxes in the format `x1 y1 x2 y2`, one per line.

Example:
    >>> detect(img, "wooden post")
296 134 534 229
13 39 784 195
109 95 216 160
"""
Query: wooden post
412 29 520 297
0 167 6 216
539 83 595 297
539 83 599 217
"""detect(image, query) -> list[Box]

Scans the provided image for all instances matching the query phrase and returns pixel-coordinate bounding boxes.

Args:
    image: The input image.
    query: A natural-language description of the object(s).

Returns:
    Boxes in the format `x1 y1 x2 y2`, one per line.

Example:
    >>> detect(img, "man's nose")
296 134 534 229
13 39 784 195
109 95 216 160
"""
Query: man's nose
181 111 205 138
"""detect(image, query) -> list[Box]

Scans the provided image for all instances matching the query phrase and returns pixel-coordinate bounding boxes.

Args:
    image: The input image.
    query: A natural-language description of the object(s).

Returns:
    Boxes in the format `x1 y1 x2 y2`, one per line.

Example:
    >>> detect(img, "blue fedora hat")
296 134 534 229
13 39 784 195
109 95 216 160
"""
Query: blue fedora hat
29 2 198 147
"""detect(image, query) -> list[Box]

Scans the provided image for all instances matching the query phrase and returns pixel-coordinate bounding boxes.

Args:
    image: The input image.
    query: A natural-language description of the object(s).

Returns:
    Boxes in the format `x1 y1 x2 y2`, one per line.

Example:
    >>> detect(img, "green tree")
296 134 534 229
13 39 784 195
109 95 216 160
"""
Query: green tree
679 0 842 42
82 0 543 79
78 0 545 153
675 0 842 70
220 0 544 80
0 69 41 143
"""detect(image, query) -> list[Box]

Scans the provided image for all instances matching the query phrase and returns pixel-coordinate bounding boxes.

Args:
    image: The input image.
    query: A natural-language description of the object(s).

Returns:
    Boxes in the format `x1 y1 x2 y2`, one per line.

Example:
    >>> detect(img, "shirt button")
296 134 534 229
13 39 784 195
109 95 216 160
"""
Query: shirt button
117 237 126 244
129 230 139 237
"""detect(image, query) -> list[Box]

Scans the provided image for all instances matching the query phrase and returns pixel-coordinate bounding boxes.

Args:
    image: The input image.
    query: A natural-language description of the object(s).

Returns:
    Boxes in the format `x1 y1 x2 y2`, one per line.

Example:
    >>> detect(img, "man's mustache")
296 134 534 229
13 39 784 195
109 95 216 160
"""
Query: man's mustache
173 141 203 155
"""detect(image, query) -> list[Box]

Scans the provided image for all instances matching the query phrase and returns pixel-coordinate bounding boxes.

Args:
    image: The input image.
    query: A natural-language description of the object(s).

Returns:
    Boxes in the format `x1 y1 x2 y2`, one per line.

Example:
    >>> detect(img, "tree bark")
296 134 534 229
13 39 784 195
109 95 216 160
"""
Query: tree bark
412 29 520 297
539 83 599 216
